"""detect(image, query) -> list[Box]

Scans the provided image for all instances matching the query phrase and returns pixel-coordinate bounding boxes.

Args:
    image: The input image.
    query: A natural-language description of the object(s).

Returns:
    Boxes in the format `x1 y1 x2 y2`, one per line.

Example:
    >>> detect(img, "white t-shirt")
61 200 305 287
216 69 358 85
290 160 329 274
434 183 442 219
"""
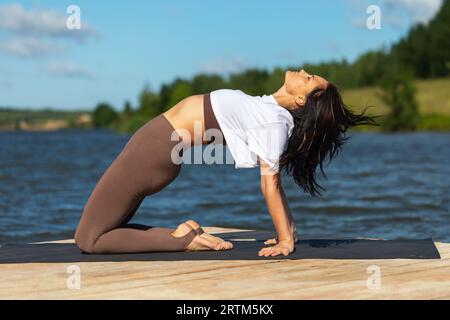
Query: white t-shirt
210 89 295 173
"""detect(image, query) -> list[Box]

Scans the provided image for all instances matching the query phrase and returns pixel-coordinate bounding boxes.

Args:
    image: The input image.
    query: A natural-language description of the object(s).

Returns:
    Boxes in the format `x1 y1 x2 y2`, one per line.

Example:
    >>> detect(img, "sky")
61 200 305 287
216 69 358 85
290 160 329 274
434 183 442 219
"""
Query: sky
0 0 443 110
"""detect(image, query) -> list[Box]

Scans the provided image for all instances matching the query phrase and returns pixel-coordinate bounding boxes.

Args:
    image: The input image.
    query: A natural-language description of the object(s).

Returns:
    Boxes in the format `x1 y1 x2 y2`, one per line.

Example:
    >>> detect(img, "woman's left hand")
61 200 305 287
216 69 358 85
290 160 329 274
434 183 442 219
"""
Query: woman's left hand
258 240 295 257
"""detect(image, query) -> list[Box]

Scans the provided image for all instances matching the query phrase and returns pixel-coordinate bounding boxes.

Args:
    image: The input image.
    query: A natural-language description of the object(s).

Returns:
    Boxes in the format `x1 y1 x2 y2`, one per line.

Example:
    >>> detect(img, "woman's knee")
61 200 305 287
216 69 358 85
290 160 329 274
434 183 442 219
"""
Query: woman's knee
74 228 98 254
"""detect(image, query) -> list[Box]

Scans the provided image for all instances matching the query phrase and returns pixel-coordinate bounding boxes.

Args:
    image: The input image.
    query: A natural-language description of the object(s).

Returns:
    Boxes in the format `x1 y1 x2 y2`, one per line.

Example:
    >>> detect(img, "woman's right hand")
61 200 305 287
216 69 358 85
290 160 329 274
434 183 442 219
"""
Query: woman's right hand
264 226 298 245
259 239 295 257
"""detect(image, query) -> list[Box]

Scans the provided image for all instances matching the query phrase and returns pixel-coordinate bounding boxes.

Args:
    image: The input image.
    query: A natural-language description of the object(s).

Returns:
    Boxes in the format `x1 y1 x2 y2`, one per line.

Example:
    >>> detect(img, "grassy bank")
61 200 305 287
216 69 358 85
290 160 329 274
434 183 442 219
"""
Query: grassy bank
343 77 450 132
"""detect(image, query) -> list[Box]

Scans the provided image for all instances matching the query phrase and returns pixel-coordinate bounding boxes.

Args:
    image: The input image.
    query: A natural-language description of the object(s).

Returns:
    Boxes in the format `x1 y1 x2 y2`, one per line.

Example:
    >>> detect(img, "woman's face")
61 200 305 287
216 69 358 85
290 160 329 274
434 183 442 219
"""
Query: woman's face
284 69 328 104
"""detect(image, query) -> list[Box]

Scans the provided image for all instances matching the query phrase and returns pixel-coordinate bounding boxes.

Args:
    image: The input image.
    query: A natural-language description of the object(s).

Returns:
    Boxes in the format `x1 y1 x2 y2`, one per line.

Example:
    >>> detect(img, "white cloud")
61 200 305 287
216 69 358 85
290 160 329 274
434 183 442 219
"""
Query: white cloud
0 37 63 57
199 56 248 74
0 3 97 59
348 0 443 29
382 0 443 24
47 61 94 79
0 3 96 39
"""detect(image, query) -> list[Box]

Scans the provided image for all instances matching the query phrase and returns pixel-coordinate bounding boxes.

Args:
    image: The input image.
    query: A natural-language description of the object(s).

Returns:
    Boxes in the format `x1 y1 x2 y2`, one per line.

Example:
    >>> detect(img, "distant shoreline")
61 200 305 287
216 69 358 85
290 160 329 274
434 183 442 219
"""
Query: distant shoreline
0 111 92 132
2 77 449 132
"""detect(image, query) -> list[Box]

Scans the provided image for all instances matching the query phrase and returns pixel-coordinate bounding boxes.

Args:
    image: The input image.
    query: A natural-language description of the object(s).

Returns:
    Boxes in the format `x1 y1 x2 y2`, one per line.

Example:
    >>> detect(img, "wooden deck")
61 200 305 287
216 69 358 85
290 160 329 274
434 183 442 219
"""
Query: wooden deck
1 226 449 299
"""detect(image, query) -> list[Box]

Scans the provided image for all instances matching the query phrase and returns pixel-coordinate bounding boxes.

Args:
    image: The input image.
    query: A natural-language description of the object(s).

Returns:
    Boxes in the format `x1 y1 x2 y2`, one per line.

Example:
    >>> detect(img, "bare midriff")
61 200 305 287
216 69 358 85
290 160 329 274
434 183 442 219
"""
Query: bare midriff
162 94 207 147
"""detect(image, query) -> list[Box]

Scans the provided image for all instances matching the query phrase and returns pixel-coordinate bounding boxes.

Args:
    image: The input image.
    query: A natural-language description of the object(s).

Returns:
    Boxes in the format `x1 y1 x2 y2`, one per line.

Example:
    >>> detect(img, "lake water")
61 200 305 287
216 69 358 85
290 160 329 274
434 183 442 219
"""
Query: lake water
0 130 449 244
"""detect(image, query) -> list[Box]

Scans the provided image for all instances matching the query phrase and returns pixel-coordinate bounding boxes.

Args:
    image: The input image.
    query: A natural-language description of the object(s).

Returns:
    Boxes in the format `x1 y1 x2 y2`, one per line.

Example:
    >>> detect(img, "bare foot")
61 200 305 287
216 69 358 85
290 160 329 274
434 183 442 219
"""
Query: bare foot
171 222 230 252
184 219 233 250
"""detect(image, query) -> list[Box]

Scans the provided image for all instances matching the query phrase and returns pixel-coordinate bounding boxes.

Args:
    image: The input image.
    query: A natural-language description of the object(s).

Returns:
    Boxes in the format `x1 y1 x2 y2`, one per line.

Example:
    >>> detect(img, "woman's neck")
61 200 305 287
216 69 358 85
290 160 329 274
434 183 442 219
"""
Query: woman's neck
272 86 296 110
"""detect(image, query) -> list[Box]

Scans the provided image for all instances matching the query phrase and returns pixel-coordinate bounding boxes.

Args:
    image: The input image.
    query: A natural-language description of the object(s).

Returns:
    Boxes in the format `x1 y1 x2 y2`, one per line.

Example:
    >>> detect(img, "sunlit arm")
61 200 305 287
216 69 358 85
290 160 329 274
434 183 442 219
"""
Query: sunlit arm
259 158 297 244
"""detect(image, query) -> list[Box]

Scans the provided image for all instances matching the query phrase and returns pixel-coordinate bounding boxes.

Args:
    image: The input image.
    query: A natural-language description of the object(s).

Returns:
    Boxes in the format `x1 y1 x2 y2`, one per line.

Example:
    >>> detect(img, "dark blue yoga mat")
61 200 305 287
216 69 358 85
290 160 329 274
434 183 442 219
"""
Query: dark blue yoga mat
0 230 441 263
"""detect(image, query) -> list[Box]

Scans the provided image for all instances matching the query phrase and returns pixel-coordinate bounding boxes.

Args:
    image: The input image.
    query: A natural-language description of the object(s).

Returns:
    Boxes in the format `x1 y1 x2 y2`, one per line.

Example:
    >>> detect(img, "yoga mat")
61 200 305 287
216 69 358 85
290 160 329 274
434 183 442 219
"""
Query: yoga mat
0 230 440 264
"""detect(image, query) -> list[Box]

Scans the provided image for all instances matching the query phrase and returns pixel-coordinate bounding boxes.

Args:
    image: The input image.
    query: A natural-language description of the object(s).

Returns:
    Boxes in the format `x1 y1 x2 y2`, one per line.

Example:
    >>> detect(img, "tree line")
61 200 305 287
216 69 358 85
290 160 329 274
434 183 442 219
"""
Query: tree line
94 0 449 132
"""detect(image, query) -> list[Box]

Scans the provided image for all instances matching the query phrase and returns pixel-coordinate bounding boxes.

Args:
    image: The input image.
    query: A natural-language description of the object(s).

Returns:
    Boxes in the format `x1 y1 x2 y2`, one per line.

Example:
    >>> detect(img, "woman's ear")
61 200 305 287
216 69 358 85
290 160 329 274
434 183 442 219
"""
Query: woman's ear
294 95 306 108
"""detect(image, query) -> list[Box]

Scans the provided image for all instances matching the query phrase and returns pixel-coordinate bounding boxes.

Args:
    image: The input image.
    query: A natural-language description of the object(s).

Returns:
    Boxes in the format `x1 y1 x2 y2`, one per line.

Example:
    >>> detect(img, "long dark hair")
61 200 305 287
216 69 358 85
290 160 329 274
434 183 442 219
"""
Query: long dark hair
279 82 380 197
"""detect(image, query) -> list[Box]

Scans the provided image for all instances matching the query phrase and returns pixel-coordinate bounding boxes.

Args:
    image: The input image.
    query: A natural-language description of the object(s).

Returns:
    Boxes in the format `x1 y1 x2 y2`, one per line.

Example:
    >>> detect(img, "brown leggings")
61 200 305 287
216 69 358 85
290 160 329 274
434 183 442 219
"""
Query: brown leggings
74 93 222 254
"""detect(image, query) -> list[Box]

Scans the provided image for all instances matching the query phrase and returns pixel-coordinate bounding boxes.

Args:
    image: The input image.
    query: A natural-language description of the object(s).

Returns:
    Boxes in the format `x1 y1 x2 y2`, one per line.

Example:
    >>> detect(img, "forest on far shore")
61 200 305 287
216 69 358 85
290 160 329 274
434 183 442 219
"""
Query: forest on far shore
92 0 450 133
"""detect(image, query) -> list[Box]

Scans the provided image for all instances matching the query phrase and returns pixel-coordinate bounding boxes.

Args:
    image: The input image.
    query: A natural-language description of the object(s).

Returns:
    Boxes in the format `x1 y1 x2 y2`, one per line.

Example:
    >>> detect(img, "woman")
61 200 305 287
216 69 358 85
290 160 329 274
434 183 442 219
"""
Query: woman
74 69 377 257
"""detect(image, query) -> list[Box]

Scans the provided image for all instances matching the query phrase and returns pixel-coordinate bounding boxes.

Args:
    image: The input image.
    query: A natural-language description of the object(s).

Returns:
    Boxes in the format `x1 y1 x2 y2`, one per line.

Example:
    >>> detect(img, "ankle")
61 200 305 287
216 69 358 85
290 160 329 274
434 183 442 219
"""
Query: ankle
171 222 194 238
185 219 201 230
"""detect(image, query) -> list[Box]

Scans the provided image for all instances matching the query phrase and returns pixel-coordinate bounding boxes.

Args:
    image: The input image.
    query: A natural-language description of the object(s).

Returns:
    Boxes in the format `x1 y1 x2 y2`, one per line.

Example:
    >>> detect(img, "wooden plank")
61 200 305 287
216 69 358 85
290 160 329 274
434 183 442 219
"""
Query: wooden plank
0 226 448 299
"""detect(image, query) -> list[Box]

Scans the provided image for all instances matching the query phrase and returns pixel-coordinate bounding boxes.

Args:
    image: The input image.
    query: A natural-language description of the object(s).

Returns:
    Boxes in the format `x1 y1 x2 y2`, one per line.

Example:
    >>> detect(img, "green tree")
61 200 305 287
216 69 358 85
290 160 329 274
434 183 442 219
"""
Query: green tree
379 69 420 131
138 84 161 118
264 67 285 93
123 100 133 117
159 83 172 112
428 0 450 77
353 50 390 87
191 73 225 94
228 69 269 96
92 102 118 128
167 79 193 107
391 0 450 78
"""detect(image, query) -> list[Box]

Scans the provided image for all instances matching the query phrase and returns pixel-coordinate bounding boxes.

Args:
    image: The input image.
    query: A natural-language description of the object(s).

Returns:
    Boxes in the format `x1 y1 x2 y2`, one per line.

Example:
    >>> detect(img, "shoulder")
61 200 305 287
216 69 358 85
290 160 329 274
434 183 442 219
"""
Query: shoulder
272 108 295 138
210 89 249 106
210 89 247 98
276 108 294 124
260 97 294 128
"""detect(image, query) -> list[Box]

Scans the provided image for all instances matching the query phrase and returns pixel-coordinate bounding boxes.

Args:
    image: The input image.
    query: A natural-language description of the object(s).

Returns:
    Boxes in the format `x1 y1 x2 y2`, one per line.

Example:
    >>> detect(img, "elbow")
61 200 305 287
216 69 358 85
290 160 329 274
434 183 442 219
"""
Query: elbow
261 183 281 196
261 174 282 195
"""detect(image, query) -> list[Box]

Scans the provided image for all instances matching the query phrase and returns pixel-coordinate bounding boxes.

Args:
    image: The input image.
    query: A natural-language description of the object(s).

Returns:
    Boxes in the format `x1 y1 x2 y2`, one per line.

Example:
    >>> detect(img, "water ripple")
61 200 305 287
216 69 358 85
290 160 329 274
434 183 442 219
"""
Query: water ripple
1 130 449 244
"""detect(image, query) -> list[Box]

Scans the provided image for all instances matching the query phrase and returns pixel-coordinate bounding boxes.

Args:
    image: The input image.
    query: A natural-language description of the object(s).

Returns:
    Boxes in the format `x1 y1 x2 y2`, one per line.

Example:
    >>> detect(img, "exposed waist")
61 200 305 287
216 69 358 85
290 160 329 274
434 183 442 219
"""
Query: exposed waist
204 92 227 145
